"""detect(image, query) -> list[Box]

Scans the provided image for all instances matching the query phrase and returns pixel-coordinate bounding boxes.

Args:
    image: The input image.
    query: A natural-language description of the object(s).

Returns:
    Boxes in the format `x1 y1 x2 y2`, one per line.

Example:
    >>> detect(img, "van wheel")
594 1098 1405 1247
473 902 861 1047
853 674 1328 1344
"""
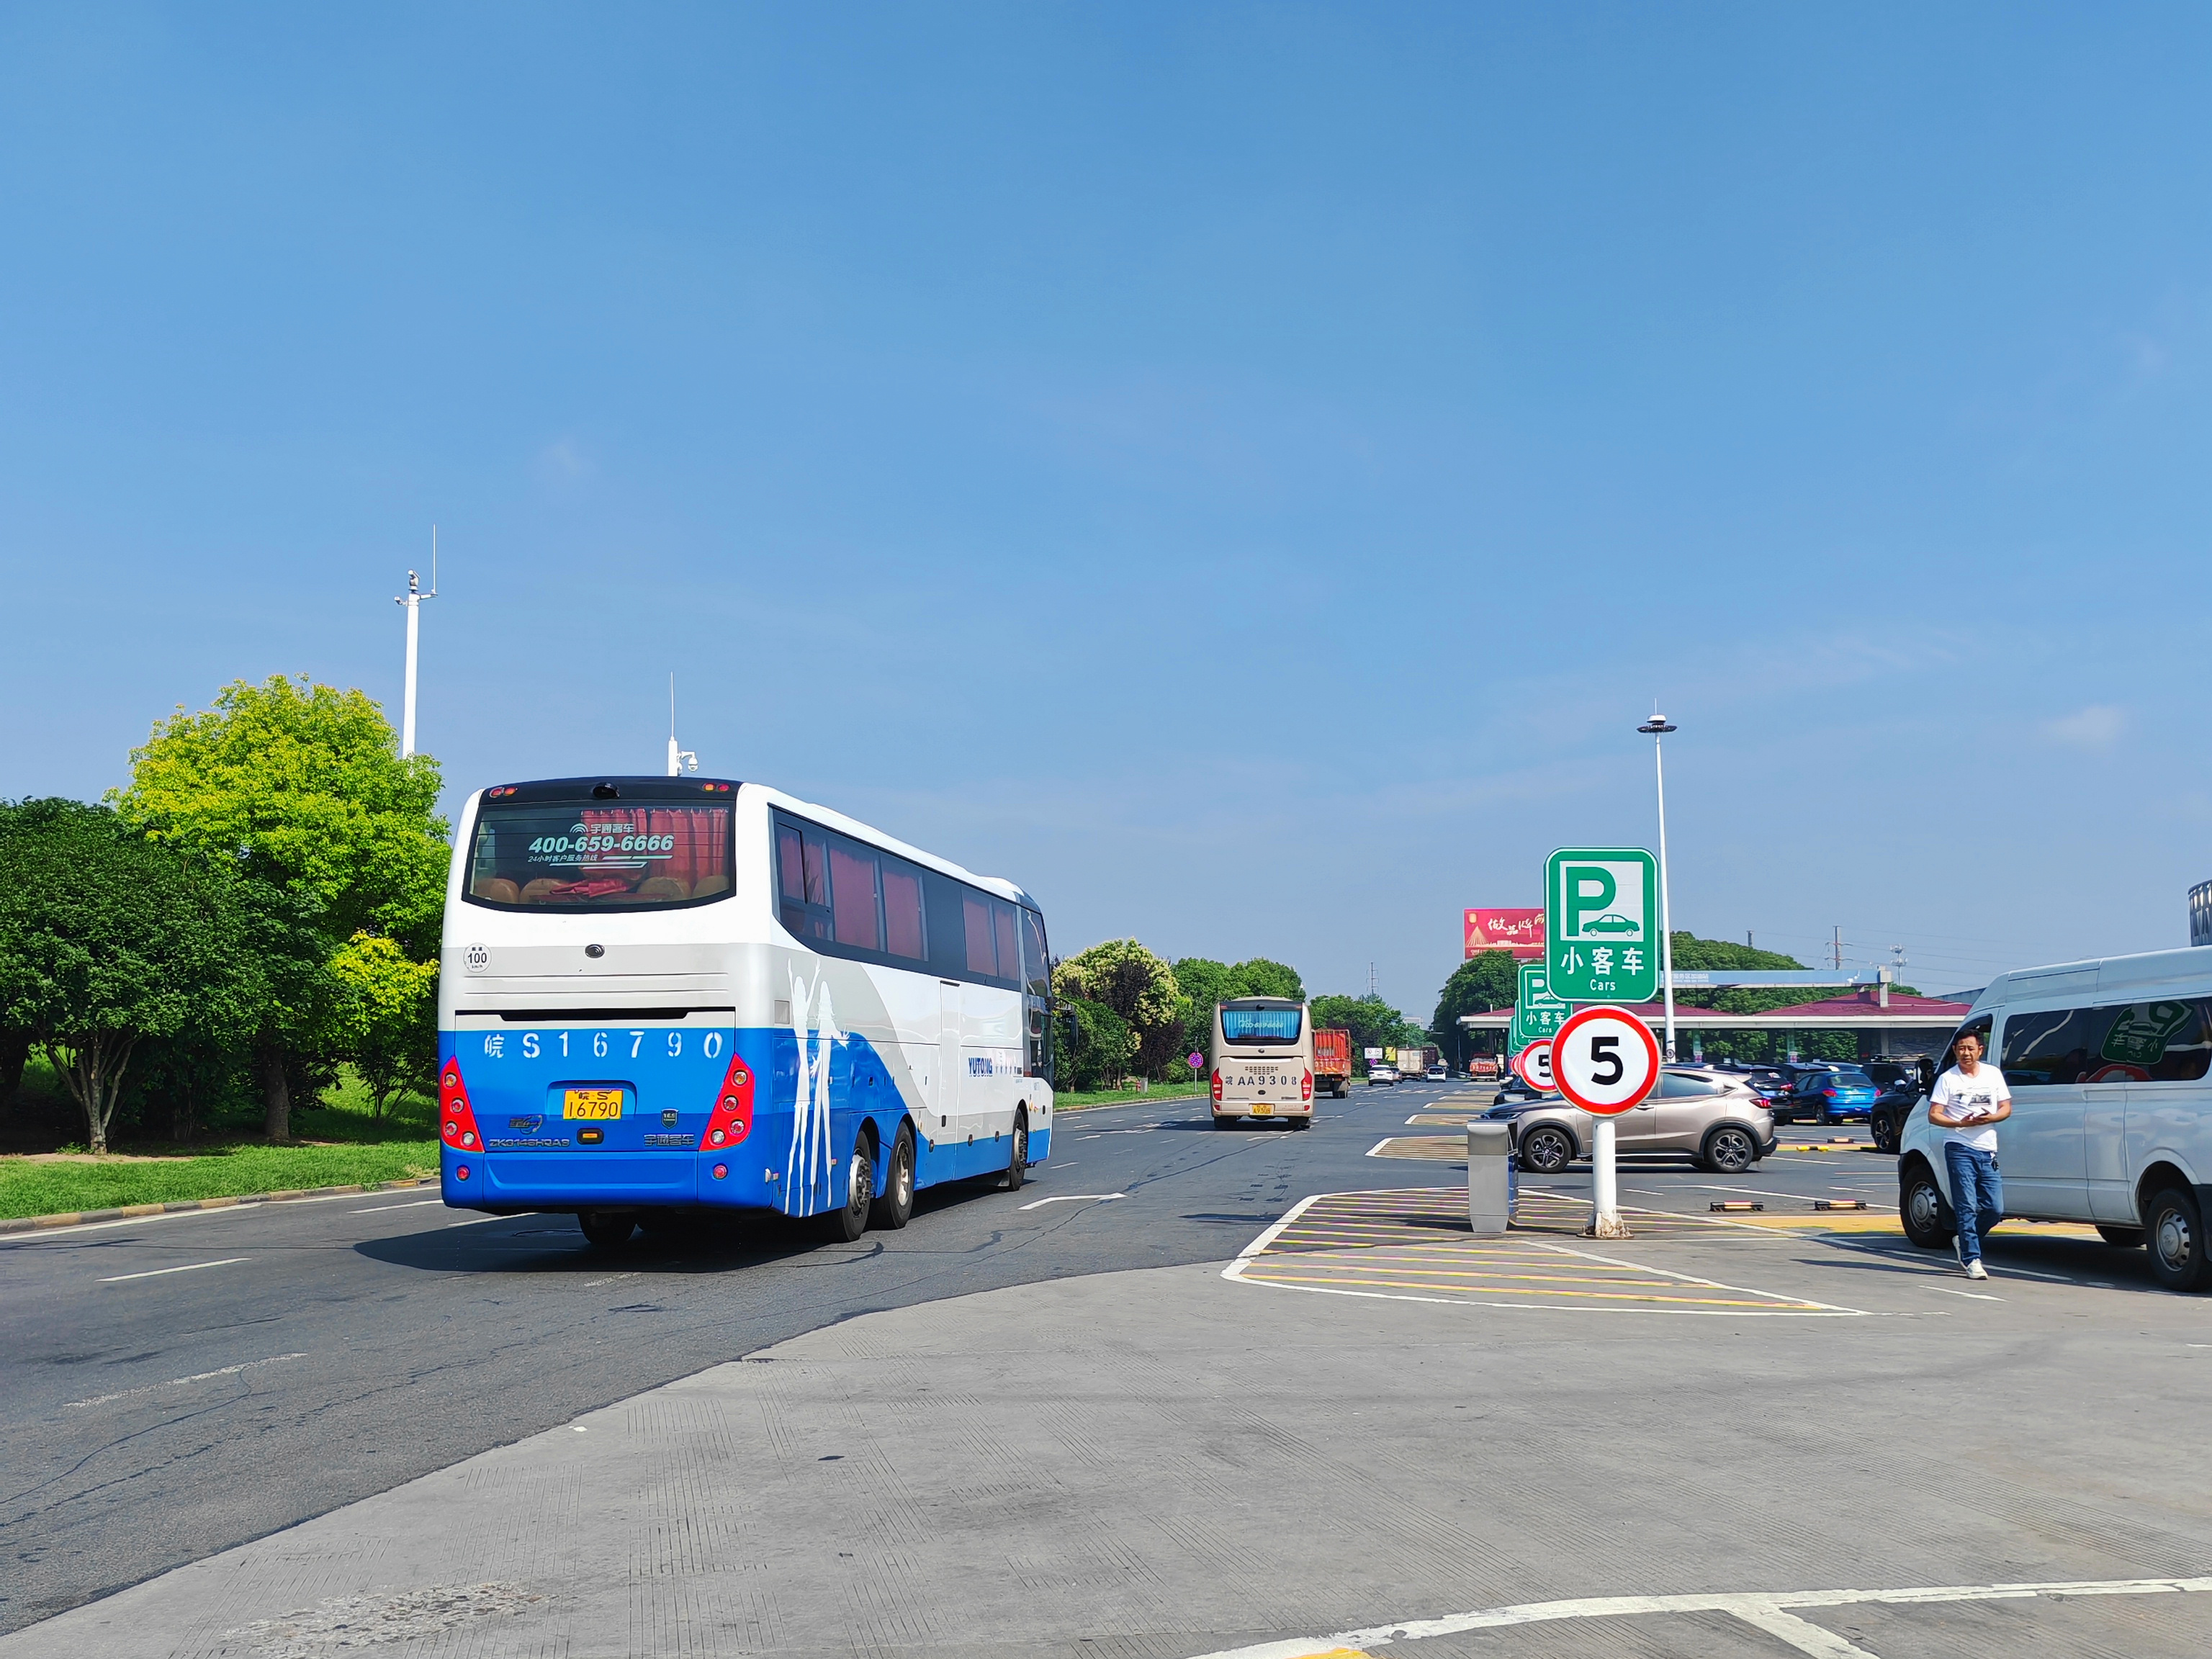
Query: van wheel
1290 1115 1313 1131
1004 1111 1028 1191
1701 1126 1758 1174
577 1210 634 1249
2146 1187 2208 1292
2096 1224 2144 1249
826 1137 873 1243
1899 1159 1954 1250
1520 1125 1575 1175
870 1125 916 1231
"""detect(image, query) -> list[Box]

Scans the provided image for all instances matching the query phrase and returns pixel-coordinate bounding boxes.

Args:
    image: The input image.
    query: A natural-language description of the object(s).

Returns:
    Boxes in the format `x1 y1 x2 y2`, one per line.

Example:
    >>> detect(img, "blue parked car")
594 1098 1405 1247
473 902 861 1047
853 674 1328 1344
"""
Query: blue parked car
1784 1066 1879 1125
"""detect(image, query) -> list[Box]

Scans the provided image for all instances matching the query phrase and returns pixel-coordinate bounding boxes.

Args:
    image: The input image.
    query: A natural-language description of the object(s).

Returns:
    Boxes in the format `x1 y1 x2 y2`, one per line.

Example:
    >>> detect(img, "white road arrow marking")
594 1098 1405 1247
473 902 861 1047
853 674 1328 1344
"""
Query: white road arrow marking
1017 1193 1126 1212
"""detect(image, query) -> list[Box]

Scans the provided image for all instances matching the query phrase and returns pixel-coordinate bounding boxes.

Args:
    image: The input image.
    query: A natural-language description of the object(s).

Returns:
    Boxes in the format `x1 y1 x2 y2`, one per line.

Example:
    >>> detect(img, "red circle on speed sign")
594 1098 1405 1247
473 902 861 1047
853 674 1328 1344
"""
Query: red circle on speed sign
1551 1005 1662 1116
1511 1040 1552 1092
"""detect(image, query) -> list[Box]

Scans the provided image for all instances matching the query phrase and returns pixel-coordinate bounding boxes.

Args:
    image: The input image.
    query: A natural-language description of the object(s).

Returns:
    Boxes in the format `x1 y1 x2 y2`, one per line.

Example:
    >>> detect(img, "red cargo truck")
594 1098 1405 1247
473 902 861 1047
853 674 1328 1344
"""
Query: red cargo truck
1313 1028 1352 1098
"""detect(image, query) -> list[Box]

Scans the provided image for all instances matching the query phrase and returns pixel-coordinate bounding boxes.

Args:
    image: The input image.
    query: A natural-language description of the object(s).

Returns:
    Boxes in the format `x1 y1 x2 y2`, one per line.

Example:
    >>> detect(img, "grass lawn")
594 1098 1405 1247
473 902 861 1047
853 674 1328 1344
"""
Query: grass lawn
0 1141 439 1220
1057 1081 1207 1110
0 1067 441 1221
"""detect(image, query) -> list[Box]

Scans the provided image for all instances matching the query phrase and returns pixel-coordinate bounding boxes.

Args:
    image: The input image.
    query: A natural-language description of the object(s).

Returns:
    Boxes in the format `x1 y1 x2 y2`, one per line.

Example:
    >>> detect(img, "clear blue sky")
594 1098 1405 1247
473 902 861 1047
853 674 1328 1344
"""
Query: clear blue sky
4 4 2208 1012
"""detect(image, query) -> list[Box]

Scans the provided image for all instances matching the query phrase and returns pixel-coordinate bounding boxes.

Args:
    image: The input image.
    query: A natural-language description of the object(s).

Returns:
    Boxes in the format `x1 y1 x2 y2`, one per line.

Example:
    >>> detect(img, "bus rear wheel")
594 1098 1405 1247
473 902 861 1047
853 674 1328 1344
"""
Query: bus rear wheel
577 1210 635 1249
826 1136 873 1243
871 1125 916 1231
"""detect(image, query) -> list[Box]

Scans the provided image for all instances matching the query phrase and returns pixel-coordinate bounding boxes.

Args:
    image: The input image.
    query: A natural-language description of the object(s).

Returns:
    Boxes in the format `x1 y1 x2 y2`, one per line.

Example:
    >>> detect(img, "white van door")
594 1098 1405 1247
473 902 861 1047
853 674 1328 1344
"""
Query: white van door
2116 997 2212 1224
1990 1008 2090 1219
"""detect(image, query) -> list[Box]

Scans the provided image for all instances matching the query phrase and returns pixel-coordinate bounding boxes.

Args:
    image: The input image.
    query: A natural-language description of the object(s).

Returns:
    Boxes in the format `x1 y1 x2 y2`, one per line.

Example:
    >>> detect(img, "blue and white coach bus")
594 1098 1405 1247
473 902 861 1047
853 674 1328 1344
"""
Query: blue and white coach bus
436 775 1053 1247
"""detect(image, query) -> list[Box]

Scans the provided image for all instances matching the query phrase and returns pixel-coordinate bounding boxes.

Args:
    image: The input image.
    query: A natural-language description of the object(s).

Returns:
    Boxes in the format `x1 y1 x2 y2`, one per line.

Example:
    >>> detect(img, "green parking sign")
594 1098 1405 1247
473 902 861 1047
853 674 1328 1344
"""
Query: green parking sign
1545 848 1660 1004
1511 962 1569 1049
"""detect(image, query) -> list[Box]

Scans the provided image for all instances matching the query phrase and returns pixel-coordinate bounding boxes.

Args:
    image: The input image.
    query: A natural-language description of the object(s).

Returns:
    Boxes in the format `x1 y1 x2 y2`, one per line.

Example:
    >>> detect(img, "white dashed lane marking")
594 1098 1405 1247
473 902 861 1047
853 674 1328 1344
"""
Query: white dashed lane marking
98 1257 248 1283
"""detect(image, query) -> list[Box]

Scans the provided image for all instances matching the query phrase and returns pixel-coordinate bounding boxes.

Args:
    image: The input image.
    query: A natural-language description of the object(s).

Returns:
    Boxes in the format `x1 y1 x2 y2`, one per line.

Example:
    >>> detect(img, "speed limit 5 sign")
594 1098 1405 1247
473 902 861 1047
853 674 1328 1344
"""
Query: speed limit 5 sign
1511 1040 1553 1092
1551 1005 1661 1116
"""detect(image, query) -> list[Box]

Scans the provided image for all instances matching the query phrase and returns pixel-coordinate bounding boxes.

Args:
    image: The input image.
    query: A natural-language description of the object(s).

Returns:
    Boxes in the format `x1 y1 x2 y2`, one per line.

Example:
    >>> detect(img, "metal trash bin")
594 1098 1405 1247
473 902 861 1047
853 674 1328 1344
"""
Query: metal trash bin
1467 1120 1514 1234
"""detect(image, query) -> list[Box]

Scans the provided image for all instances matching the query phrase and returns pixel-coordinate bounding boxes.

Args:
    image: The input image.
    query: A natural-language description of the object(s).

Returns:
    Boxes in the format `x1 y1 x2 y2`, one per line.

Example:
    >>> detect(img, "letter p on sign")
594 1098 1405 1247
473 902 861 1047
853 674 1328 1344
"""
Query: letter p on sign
1565 867 1617 937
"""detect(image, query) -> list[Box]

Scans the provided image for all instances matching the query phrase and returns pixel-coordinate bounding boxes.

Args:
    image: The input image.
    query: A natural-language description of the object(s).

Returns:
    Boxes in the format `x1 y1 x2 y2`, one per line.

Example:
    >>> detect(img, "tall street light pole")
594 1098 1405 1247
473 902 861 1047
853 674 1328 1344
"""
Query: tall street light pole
1638 711 1678 1063
395 527 439 760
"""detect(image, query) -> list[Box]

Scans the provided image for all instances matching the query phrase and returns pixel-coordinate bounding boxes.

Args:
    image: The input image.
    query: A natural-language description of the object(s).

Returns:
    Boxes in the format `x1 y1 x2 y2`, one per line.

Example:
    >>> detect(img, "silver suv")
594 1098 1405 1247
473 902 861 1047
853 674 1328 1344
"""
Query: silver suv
1509 1067 1776 1175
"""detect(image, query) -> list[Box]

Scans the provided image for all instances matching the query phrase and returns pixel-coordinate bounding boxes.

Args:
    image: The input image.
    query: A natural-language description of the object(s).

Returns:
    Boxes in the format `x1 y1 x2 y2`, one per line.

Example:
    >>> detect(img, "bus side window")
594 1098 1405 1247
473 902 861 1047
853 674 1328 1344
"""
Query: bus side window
1021 909 1050 997
963 894 996 976
802 830 829 907
883 863 926 960
992 902 1019 986
777 825 806 901
829 842 881 950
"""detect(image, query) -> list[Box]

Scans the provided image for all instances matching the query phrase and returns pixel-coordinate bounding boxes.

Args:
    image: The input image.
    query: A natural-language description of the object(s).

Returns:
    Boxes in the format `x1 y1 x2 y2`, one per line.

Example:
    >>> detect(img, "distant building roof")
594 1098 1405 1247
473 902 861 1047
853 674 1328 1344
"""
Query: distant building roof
1753 988 1972 1020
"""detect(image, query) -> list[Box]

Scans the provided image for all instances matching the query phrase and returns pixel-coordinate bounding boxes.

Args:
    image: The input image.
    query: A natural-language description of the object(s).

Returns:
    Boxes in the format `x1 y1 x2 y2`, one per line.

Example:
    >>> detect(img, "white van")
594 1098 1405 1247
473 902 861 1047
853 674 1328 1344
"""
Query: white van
1897 946 2212 1290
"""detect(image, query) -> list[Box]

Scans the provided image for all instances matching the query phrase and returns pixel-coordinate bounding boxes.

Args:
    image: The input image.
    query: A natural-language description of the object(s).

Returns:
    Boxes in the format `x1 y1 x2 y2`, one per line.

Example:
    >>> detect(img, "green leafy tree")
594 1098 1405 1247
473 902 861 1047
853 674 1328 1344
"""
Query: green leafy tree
109 676 448 1138
1054 940 1183 1078
1056 996 1137 1091
1172 956 1308 1069
1429 950 1520 1066
328 932 441 1120
0 803 251 1154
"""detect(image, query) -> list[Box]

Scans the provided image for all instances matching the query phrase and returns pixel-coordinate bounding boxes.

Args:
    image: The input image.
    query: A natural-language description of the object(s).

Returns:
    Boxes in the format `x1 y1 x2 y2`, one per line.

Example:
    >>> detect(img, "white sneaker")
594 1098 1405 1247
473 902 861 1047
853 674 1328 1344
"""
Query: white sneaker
1966 1260 1988 1280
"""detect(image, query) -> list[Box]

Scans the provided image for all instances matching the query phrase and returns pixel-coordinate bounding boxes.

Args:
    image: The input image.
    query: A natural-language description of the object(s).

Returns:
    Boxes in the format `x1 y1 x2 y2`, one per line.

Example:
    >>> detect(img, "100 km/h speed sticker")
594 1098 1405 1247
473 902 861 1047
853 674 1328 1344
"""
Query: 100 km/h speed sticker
1550 1005 1660 1116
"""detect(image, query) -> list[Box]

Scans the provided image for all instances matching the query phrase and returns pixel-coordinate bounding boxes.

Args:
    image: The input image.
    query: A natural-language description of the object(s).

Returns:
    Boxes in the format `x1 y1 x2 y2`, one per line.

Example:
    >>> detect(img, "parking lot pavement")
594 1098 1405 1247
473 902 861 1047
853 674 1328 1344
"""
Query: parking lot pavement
18 1172 2212 1659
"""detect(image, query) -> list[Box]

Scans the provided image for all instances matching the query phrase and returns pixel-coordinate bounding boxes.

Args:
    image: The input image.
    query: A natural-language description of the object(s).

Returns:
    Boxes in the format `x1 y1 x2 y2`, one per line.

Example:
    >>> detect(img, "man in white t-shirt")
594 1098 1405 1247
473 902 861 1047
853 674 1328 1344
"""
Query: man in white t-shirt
1928 1031 2011 1279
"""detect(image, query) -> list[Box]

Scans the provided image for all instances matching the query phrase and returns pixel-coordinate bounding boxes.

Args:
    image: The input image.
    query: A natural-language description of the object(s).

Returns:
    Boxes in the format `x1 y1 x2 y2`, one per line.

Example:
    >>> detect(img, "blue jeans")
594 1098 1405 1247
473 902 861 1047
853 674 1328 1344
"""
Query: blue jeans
1943 1142 2003 1262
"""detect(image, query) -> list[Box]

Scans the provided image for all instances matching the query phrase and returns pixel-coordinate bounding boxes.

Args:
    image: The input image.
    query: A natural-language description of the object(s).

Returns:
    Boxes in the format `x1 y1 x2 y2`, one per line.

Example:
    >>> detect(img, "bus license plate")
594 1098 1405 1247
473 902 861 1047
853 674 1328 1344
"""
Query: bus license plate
1251 1102 1273 1115
562 1089 624 1120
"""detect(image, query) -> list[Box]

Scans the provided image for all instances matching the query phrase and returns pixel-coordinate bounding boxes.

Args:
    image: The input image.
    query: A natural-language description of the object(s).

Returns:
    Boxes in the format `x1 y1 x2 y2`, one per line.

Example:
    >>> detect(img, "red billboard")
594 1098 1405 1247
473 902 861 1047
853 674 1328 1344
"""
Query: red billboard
1465 907 1545 960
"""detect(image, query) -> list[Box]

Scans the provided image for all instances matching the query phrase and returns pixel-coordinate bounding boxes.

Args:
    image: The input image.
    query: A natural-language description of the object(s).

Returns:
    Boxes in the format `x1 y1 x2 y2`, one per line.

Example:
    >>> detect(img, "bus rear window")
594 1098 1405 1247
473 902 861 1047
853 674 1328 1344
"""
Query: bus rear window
467 799 734 909
1222 1007 1303 1043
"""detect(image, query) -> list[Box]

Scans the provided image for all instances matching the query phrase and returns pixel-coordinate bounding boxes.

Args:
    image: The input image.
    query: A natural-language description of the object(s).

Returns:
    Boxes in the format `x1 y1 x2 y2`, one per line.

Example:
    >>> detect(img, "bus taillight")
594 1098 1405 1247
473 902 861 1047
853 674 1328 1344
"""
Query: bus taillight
1210 1069 1223 1104
439 1061 483 1152
1301 1069 1313 1102
700 1050 755 1149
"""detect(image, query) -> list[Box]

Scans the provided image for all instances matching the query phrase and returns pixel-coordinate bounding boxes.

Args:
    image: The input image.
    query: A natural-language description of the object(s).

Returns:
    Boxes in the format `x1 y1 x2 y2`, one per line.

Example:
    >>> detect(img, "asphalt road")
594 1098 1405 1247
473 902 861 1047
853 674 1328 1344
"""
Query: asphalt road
2 1077 1490 1634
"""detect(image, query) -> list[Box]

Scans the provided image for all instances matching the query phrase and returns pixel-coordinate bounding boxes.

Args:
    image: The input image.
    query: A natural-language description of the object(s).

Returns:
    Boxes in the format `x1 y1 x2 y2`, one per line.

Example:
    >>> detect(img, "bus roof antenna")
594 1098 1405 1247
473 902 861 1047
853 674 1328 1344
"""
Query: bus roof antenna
667 673 698 777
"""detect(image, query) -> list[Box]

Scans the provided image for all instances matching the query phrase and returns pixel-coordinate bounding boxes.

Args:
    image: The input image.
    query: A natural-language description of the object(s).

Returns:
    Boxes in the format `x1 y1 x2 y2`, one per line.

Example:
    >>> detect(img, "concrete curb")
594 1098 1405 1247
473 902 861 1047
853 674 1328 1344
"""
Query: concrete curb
0 1176 438 1236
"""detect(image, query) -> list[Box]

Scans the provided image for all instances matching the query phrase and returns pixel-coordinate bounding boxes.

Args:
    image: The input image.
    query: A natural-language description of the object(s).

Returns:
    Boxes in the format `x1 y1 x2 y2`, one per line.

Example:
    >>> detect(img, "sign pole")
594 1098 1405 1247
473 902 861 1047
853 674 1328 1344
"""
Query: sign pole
1591 1118 1621 1236
1550 1003 1659 1241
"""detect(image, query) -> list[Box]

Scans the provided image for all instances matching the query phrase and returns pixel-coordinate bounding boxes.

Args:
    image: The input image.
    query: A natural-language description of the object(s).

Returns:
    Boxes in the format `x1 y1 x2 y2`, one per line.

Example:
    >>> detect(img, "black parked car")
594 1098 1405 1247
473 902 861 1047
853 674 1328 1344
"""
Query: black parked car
1860 1061 1930 1153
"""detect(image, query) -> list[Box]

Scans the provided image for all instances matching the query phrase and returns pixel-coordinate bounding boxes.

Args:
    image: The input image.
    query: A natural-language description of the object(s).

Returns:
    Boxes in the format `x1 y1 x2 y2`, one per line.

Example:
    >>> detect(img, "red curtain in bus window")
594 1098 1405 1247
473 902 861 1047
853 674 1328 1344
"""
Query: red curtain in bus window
963 894 996 976
883 866 925 959
649 807 732 896
829 844 881 949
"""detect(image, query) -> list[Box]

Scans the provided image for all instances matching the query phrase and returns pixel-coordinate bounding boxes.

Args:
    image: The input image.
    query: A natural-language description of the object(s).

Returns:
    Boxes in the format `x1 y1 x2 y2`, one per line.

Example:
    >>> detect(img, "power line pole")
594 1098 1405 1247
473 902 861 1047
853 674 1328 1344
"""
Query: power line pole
1831 926 1843 971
